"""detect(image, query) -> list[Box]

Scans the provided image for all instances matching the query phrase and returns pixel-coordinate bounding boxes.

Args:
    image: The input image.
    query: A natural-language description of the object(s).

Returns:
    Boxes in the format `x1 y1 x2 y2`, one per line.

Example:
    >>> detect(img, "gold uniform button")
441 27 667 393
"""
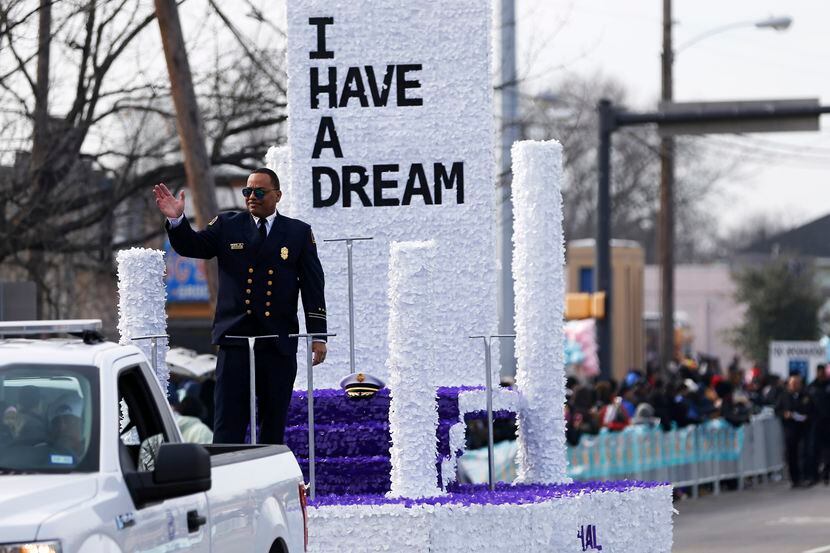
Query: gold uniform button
248 268 254 274
247 278 252 284
245 299 250 305
265 301 271 307
267 280 273 286
246 288 251 294
268 269 274 275
265 311 270 317
246 309 252 315
266 291 272 296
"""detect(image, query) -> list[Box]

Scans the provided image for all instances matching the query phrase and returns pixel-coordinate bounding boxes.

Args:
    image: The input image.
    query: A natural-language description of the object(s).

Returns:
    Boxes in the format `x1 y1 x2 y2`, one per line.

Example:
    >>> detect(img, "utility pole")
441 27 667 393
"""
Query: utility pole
659 0 675 371
596 100 614 379
498 0 520 379
154 0 219 306
30 0 52 319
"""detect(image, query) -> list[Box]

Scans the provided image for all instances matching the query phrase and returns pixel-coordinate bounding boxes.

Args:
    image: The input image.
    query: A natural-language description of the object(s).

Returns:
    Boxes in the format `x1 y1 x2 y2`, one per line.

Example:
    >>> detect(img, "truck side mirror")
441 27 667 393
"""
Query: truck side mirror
125 443 212 508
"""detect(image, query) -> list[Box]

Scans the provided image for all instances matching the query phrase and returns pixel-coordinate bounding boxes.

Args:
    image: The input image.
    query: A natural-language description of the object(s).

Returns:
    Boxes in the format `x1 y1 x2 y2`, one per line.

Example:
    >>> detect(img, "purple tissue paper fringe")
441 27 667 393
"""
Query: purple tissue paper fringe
309 481 670 508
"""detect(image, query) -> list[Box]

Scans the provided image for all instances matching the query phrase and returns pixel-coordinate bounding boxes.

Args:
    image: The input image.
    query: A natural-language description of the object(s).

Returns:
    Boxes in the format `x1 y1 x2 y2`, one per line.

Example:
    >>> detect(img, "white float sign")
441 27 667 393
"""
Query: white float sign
282 0 496 388
769 341 826 382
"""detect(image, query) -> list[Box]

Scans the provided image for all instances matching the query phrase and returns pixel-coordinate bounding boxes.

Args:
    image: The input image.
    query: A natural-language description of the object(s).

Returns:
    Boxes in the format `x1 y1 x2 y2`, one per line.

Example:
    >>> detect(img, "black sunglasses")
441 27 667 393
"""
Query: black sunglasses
241 187 277 200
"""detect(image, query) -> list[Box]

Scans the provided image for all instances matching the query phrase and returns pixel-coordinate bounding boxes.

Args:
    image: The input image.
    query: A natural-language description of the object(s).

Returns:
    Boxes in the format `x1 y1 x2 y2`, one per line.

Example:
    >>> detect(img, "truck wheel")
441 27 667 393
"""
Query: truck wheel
269 539 288 553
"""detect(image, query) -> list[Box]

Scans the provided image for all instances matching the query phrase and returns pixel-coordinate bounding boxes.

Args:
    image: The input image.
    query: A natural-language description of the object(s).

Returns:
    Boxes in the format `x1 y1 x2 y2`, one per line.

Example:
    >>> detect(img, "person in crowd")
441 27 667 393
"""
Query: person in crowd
619 384 638 419
1 403 17 445
714 380 750 428
807 364 830 485
728 369 750 406
172 396 214 444
761 374 785 407
631 403 660 428
776 374 814 488
727 355 741 375
15 385 47 446
48 393 85 458
746 376 766 413
647 378 672 431
597 380 629 432
566 386 599 446
668 379 697 428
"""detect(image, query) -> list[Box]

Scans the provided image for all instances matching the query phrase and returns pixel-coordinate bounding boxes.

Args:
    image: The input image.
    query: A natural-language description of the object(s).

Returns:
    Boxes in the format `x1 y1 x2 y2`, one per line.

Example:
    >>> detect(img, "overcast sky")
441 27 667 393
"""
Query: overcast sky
513 0 830 232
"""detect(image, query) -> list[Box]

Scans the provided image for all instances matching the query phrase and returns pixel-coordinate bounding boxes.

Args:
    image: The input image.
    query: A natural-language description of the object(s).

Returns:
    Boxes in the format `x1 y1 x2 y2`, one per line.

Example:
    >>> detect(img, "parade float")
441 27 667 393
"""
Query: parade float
117 1 673 550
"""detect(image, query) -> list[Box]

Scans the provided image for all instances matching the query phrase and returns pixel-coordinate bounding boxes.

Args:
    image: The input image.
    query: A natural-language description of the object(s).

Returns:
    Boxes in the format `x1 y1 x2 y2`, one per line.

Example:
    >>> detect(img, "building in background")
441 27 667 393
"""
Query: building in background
566 239 644 381
644 264 743 367
740 213 830 295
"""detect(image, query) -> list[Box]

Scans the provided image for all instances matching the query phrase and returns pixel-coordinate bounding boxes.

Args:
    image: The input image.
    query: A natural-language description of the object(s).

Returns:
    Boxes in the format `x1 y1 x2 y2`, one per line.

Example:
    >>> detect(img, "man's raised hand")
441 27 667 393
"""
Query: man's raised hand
153 183 185 219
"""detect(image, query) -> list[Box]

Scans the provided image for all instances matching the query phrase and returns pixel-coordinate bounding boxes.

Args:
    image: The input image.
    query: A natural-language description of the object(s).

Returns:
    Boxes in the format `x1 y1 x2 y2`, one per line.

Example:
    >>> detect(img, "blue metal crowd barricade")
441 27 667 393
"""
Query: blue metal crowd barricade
565 408 784 495
457 408 785 496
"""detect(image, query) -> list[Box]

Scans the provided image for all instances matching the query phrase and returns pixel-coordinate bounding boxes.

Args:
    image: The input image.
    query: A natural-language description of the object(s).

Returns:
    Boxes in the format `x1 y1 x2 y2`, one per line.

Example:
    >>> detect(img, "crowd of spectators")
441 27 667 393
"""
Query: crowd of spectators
565 358 830 487
564 358 830 488
565 358 763 446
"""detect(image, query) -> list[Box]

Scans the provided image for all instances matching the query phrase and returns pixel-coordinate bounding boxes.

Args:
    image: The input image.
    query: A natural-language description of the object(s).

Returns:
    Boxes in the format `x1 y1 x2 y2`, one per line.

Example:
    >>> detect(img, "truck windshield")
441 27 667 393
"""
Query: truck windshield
0 364 99 473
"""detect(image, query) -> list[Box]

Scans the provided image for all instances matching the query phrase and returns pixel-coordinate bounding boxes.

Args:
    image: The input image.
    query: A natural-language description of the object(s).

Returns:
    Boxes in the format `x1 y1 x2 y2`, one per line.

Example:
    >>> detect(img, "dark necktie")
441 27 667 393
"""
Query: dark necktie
258 218 267 243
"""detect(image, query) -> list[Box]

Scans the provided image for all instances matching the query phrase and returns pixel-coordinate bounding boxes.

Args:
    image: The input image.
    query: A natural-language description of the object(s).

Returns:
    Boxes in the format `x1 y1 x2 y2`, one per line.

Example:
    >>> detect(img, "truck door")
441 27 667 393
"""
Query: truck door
116 366 211 553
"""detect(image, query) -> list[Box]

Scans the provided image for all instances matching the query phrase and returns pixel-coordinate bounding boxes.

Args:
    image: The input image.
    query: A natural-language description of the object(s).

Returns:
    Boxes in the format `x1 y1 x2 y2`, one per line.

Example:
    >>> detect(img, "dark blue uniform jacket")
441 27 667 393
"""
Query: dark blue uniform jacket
166 211 327 354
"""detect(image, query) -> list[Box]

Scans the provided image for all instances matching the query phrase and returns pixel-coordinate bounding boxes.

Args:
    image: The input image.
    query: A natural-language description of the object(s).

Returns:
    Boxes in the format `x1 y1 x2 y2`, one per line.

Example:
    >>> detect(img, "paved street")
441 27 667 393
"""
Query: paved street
674 479 830 553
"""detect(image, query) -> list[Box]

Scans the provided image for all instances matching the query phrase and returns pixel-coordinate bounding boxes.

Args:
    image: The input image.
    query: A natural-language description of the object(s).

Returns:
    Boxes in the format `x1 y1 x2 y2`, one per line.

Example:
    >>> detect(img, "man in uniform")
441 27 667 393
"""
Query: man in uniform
776 374 814 488
153 168 327 444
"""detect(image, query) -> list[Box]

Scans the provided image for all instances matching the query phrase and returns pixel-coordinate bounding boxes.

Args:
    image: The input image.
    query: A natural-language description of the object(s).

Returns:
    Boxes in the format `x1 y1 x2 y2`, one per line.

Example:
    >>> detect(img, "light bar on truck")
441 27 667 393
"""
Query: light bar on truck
0 319 102 337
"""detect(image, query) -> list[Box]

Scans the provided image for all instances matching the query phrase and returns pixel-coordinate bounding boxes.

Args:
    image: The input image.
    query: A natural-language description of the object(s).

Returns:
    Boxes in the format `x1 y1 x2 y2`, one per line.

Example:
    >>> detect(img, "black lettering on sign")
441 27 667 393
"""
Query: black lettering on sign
309 66 424 109
373 164 400 206
310 67 337 109
339 67 369 108
365 65 395 107
308 17 334 59
312 117 344 159
434 162 464 204
396 64 423 107
312 166 340 207
343 165 371 207
402 163 433 205
310 163 465 208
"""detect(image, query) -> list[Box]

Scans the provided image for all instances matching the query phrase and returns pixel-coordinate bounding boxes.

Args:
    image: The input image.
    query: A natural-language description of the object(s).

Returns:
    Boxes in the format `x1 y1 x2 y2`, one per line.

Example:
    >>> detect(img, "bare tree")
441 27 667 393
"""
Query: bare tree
0 0 288 325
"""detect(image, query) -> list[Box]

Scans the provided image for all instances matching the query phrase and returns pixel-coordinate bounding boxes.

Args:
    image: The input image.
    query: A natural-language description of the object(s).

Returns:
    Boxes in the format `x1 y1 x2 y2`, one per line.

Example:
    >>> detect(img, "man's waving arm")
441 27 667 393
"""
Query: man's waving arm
154 183 221 259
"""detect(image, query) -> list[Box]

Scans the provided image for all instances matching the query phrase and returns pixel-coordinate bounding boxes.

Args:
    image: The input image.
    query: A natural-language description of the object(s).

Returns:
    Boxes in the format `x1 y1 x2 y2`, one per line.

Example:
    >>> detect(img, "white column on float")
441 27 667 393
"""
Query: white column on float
386 240 443 498
511 140 570 483
116 248 170 391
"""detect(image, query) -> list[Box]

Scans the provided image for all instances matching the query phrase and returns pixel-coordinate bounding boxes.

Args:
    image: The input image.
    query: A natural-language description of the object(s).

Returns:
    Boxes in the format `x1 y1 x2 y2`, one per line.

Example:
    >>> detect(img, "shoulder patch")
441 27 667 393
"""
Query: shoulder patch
208 216 218 226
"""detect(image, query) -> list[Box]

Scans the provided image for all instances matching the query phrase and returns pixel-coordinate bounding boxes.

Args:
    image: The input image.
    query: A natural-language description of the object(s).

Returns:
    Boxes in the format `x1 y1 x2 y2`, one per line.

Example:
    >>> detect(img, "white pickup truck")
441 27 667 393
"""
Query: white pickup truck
0 320 308 553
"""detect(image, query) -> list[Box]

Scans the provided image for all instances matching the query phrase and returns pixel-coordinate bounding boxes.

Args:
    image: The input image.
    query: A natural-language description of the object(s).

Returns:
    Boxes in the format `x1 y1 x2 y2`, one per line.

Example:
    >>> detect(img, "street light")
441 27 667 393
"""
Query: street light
676 15 793 52
656 4 793 374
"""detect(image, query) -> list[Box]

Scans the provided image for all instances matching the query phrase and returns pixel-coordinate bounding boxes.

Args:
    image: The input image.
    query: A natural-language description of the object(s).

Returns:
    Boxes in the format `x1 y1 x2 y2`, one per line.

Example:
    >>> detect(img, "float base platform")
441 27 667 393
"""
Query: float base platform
307 481 673 553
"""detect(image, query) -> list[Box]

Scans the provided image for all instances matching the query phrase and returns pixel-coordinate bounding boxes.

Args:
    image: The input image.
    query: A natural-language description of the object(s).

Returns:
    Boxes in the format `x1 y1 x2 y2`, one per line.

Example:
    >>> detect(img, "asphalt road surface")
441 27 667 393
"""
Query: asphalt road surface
673 479 830 553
